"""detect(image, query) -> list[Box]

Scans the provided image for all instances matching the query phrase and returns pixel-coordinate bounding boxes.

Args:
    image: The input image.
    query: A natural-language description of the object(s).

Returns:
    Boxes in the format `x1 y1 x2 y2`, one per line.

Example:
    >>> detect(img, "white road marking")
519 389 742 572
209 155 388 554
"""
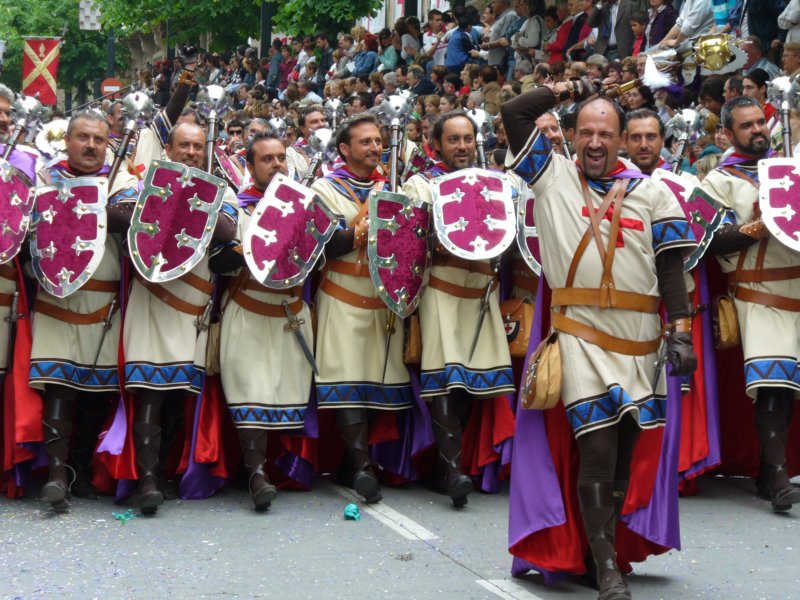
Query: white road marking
476 579 546 600
330 484 439 541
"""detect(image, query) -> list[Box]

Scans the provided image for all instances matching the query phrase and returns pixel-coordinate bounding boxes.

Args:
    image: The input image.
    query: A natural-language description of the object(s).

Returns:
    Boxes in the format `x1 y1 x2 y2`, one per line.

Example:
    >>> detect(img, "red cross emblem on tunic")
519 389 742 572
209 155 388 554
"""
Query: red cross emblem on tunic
581 203 644 247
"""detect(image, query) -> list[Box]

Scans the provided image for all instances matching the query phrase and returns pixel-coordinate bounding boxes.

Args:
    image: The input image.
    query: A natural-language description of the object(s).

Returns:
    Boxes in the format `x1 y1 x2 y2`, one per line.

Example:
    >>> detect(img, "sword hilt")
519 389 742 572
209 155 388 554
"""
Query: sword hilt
195 298 213 331
282 300 305 331
5 291 22 323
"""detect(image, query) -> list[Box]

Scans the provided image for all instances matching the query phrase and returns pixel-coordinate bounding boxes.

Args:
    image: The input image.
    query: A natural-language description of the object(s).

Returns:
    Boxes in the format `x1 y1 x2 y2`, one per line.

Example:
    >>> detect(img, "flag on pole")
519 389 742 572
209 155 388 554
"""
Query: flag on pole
22 37 61 105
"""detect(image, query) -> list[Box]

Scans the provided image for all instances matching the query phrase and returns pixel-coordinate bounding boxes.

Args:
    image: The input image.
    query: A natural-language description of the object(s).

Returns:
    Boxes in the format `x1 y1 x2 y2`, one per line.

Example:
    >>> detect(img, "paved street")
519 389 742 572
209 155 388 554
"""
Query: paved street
1 475 799 600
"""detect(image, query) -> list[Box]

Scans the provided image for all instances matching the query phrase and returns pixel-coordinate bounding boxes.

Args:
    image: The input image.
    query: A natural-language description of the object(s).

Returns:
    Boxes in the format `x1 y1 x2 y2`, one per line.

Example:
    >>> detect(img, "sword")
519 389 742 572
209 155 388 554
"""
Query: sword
282 300 319 376
467 259 499 363
85 296 117 385
4 291 23 370
380 312 396 385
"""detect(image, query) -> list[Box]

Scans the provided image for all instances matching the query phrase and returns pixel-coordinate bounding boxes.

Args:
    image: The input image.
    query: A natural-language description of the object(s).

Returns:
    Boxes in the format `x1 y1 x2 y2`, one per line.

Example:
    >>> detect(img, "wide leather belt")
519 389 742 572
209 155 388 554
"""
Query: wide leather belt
35 297 118 325
0 263 18 281
135 273 211 316
240 279 302 296
428 275 497 299
734 286 800 312
319 278 385 309
432 254 495 276
551 311 661 356
231 291 303 317
327 259 370 277
732 265 800 284
551 287 660 313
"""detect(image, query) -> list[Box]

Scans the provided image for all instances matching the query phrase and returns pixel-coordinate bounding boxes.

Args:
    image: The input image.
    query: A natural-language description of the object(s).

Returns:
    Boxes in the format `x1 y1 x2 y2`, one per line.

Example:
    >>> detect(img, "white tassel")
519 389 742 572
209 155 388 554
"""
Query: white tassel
641 56 673 90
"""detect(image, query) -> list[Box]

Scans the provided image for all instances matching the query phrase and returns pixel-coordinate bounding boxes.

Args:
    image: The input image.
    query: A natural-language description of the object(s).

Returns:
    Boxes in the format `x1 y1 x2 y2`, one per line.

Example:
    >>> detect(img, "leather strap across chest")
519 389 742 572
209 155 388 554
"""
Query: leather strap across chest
550 174 661 356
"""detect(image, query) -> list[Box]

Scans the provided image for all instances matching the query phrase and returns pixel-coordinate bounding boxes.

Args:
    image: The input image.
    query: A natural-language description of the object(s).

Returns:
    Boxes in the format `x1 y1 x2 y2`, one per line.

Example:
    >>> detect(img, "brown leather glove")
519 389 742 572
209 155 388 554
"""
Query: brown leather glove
666 331 697 377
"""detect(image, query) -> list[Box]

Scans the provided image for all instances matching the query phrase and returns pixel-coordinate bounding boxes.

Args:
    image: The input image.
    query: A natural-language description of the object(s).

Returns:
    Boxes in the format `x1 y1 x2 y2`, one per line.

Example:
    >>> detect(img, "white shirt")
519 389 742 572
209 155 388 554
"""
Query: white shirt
609 1 620 47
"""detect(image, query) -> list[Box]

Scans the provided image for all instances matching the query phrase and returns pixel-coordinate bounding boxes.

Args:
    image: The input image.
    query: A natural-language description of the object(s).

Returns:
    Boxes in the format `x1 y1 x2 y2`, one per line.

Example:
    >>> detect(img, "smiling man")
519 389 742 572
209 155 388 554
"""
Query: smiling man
403 111 515 508
501 83 696 596
702 96 800 515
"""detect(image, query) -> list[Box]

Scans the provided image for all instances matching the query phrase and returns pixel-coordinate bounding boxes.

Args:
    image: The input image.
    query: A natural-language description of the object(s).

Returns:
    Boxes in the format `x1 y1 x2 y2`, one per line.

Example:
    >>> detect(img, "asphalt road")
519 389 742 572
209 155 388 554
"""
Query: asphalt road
1 475 799 600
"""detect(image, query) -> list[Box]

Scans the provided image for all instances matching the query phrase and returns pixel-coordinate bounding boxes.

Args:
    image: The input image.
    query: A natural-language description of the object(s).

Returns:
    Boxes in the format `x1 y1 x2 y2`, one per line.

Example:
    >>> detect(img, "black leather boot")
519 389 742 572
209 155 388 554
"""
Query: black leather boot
134 393 165 515
431 395 473 507
337 407 381 504
578 482 632 600
755 389 800 512
238 428 278 511
71 394 109 499
157 397 185 501
41 387 76 511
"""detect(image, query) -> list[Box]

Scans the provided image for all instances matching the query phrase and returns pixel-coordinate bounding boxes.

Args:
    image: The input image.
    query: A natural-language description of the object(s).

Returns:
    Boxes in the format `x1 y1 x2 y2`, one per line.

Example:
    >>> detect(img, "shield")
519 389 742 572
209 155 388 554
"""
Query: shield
214 146 243 191
368 190 431 318
0 159 34 264
652 169 728 271
31 176 107 298
431 168 516 261
758 158 800 253
243 173 339 289
128 160 227 283
515 186 542 276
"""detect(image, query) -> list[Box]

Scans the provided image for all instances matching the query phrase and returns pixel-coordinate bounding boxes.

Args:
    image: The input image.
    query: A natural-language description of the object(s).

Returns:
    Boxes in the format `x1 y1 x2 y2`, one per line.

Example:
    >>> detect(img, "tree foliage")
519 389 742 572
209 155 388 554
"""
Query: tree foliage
94 0 383 51
0 0 128 100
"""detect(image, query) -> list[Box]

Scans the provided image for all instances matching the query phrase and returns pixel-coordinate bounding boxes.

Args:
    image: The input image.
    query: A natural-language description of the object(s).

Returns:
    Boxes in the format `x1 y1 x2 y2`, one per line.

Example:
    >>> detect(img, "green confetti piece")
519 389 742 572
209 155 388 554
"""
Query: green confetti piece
112 508 137 525
343 503 361 521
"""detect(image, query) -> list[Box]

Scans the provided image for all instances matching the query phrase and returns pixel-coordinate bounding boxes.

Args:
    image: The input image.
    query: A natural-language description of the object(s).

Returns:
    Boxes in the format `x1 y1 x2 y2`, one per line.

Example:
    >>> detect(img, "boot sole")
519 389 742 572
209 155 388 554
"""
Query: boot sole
42 481 68 506
772 487 800 512
139 491 165 515
450 477 474 508
253 486 278 512
354 471 382 504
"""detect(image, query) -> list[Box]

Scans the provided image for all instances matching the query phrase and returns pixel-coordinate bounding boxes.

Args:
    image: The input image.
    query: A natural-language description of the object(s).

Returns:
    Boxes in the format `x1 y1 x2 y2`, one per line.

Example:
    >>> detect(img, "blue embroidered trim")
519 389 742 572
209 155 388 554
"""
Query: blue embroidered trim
722 209 737 226
152 111 171 147
316 382 414 409
744 357 800 390
125 361 204 392
420 363 515 396
566 385 667 435
220 202 238 220
652 218 694 253
229 405 307 428
30 359 119 389
512 130 552 185
109 186 138 206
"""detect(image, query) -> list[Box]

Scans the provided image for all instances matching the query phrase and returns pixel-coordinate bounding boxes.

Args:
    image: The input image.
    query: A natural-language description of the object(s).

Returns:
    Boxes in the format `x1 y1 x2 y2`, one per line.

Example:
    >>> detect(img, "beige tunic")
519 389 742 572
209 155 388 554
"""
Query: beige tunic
286 145 310 182
218 205 312 429
29 165 139 392
701 163 800 398
132 110 172 176
312 175 413 410
508 131 695 437
403 172 515 399
122 187 238 394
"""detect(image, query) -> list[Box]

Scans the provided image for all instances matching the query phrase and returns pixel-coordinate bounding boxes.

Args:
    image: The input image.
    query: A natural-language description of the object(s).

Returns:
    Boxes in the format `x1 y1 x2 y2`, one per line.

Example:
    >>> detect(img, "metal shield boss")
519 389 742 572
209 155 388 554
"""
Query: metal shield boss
214 146 243 191
368 189 431 318
243 173 338 289
431 168 516 260
652 169 727 271
0 159 34 264
515 185 542 276
129 160 226 282
31 176 108 298
758 158 800 253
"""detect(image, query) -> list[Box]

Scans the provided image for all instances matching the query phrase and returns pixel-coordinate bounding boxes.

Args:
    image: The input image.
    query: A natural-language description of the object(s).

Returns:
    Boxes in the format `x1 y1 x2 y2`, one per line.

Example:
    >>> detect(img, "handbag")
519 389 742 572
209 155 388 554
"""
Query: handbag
713 295 740 349
520 332 561 409
403 313 422 364
501 297 534 358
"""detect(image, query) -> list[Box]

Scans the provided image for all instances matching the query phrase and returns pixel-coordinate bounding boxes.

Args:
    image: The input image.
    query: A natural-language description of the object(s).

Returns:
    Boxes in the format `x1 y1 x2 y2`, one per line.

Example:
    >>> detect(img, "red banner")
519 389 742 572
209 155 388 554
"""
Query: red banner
22 38 60 105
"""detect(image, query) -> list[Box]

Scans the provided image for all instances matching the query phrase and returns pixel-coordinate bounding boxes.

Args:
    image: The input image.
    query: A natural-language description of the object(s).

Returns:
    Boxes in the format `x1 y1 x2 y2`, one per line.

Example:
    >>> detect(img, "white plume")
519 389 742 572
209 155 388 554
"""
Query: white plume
641 55 673 90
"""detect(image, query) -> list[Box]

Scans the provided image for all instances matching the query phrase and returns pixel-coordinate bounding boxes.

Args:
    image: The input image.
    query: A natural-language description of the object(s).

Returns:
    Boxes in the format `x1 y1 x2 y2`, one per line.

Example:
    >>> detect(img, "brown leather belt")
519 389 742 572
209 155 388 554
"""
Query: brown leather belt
552 287 660 313
81 279 119 293
428 275 497 299
432 254 495 276
734 286 800 312
327 259 370 277
733 265 800 283
35 297 118 325
0 263 18 281
551 311 661 356
231 291 303 317
135 273 212 316
0 293 13 307
319 278 385 309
